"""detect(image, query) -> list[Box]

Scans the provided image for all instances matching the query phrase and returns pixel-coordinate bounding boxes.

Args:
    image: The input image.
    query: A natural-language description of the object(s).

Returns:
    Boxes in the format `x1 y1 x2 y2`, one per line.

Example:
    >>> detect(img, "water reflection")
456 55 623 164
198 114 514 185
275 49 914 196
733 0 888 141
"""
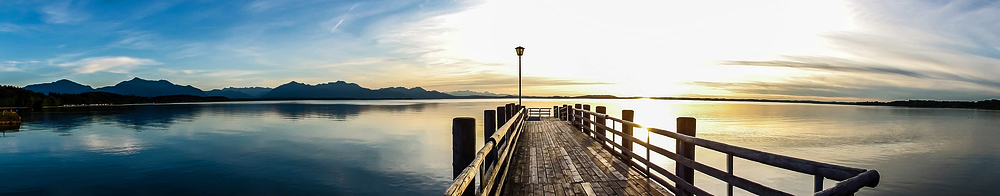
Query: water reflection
2 99 999 195
0 100 471 195
18 102 440 133
0 124 19 137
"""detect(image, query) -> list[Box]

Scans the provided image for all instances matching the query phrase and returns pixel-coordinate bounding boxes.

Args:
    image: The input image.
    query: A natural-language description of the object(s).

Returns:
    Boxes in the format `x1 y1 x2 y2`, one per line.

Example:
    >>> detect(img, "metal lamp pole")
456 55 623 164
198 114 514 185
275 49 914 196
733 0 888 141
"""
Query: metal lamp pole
515 46 524 106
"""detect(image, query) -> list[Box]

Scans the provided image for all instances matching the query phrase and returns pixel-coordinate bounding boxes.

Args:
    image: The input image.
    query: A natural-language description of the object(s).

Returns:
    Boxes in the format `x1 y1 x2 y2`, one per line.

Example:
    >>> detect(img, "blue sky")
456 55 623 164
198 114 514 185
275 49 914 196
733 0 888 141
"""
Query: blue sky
2 0 1000 101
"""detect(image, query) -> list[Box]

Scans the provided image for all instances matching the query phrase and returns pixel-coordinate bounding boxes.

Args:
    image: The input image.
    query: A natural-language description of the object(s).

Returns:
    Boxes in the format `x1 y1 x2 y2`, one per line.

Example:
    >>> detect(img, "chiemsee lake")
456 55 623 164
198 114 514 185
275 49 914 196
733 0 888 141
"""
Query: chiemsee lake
2 99 998 195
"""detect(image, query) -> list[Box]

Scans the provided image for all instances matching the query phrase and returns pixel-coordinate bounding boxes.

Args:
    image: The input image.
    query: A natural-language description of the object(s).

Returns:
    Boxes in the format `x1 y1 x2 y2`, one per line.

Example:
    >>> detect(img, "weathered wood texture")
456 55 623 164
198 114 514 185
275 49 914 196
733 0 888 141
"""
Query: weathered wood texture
501 117 672 196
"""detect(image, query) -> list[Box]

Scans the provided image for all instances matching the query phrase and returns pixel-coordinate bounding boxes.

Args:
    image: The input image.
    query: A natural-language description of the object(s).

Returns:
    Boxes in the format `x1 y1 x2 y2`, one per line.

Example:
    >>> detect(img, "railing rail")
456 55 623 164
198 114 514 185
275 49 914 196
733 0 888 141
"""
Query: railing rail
445 104 528 196
559 104 879 196
527 107 552 119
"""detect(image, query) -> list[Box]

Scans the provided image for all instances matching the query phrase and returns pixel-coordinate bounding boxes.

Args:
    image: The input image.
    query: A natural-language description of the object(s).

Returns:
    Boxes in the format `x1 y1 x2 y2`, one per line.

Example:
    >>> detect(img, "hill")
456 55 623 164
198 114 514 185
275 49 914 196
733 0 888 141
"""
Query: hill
377 87 453 99
205 89 255 99
96 77 206 97
446 90 512 97
218 87 272 97
23 79 94 95
260 81 453 99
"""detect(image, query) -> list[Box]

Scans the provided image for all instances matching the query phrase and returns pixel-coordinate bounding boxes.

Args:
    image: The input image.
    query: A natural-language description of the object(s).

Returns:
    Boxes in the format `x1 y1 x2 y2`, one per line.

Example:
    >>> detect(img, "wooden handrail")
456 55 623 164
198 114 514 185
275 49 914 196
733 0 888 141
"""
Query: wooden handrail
573 108 868 180
581 117 792 196
444 107 528 196
565 106 879 196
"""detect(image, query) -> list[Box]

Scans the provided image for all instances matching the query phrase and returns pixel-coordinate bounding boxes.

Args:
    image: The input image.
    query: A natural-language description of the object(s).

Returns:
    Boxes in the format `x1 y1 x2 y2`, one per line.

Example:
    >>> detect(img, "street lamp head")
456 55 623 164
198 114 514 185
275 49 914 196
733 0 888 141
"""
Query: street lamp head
515 46 524 56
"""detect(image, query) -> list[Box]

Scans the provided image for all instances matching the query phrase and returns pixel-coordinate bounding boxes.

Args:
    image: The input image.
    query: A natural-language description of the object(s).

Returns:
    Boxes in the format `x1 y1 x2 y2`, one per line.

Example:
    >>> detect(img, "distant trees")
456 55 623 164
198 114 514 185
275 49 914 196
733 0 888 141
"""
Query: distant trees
1 86 229 108
1 85 50 108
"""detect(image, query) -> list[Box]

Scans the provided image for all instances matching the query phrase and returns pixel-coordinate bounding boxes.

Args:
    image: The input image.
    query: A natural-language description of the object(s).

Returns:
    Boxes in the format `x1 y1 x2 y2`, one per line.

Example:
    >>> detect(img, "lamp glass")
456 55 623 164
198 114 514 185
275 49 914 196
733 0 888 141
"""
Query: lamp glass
515 46 524 56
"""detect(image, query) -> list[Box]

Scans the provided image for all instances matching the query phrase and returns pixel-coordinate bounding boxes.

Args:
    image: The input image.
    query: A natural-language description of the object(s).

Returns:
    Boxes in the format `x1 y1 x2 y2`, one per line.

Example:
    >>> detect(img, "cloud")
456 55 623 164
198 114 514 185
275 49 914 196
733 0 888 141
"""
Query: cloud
58 56 161 74
698 0 1000 100
721 59 1000 89
331 18 345 32
690 80 1000 101
112 30 159 49
41 1 89 24
0 23 25 33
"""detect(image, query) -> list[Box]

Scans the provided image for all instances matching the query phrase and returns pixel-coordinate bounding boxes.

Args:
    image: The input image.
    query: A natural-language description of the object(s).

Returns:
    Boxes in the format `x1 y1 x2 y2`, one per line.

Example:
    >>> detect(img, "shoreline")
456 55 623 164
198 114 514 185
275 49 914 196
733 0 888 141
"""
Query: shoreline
7 96 997 111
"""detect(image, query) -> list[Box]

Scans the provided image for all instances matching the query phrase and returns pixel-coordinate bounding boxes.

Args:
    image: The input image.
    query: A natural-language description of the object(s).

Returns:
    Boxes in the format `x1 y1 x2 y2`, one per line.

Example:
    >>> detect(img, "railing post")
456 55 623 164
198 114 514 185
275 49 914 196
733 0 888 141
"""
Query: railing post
561 104 568 121
452 117 476 196
622 110 634 162
483 110 497 185
496 106 506 130
505 103 514 121
676 117 697 196
553 106 558 118
596 106 607 146
574 104 582 128
583 104 591 136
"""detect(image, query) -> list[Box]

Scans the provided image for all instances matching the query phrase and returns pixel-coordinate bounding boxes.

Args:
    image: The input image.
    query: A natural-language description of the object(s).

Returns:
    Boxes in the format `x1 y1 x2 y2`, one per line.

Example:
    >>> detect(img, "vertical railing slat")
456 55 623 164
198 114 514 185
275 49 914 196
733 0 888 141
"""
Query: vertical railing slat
728 153 734 196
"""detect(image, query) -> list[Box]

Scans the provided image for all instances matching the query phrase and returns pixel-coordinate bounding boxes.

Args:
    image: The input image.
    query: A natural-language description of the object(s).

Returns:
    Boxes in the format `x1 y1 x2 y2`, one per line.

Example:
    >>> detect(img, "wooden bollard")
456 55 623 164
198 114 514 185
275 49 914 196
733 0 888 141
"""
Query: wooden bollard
496 106 506 129
483 110 497 190
505 103 514 120
676 117 697 196
452 117 476 196
622 110 635 162
561 105 566 121
553 106 558 118
596 106 607 145
583 104 591 136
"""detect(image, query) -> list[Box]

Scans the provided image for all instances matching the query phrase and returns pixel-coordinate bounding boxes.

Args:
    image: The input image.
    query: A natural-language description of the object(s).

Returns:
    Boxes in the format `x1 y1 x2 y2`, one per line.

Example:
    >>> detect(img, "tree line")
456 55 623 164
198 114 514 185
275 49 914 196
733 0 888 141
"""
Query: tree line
1 85 228 108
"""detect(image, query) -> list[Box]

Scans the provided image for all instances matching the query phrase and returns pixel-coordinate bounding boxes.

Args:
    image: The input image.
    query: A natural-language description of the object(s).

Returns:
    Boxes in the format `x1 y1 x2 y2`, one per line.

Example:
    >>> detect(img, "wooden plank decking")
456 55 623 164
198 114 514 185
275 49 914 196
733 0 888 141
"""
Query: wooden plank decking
501 117 671 196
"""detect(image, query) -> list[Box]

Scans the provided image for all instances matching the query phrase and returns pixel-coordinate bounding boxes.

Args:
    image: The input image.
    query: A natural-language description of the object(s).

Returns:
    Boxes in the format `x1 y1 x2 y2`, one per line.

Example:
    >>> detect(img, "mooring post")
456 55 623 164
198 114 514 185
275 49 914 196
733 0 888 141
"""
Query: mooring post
583 104 591 136
622 110 635 162
452 117 476 196
574 104 582 128
496 106 506 129
482 110 497 190
561 104 568 121
596 106 607 146
505 103 514 121
553 106 558 118
676 117 697 196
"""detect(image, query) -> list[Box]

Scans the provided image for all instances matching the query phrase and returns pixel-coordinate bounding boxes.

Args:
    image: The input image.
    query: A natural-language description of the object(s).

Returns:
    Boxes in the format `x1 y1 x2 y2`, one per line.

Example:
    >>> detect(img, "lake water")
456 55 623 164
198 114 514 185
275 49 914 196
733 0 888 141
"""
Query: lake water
1 99 998 195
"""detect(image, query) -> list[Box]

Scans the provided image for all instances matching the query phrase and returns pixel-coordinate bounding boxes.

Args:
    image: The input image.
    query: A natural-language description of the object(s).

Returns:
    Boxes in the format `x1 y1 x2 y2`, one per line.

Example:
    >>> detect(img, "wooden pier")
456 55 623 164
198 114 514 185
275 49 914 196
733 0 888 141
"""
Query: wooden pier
445 103 879 196
501 117 670 196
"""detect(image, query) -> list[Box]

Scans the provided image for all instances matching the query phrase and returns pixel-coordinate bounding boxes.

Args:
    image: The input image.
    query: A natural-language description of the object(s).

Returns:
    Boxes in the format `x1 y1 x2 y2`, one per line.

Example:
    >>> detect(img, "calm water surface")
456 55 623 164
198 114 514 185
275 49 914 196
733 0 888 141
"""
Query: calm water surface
1 99 997 195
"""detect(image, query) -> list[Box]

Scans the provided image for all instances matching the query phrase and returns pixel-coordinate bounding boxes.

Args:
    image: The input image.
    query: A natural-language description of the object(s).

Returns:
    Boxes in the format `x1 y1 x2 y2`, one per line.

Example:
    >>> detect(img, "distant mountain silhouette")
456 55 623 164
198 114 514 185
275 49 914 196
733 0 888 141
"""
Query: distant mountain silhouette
219 87 272 97
95 77 206 97
205 89 255 99
23 79 94 95
446 90 512 97
376 87 454 99
21 78 454 100
260 81 453 99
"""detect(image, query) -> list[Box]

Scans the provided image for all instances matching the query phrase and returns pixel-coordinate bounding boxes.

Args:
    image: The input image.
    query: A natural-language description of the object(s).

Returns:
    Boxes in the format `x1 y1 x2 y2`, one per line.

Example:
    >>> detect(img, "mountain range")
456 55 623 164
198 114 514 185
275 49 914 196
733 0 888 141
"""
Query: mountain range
21 78 491 99
445 90 513 97
259 81 453 99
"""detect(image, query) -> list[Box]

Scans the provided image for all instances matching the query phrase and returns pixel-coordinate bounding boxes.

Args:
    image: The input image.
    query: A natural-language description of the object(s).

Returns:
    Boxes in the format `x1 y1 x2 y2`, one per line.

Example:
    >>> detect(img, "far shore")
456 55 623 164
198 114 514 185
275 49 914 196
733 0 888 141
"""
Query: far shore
3 95 998 111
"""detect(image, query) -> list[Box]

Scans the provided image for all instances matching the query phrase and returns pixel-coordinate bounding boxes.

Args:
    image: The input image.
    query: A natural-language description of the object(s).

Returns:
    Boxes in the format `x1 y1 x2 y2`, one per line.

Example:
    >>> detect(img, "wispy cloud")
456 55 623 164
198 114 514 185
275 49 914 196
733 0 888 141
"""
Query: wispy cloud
331 19 345 32
41 1 89 24
112 30 159 49
58 56 161 74
722 59 1000 89
0 23 25 33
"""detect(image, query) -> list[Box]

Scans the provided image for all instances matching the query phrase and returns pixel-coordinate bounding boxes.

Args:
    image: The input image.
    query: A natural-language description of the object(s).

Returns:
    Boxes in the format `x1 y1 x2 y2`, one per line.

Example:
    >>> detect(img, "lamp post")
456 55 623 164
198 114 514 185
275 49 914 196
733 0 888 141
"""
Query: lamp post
515 46 524 106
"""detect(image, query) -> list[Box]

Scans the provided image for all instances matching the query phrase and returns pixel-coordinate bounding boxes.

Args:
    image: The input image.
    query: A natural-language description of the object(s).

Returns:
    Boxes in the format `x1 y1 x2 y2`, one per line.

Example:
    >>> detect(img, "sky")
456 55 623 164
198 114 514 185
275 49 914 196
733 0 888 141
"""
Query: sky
1 0 999 101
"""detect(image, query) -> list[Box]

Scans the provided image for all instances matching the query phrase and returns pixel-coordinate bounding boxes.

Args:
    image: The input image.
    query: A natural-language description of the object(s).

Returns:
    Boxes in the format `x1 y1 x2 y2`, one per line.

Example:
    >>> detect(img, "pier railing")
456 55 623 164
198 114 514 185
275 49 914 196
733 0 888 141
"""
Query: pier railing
527 107 552 120
445 103 528 196
558 104 879 196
